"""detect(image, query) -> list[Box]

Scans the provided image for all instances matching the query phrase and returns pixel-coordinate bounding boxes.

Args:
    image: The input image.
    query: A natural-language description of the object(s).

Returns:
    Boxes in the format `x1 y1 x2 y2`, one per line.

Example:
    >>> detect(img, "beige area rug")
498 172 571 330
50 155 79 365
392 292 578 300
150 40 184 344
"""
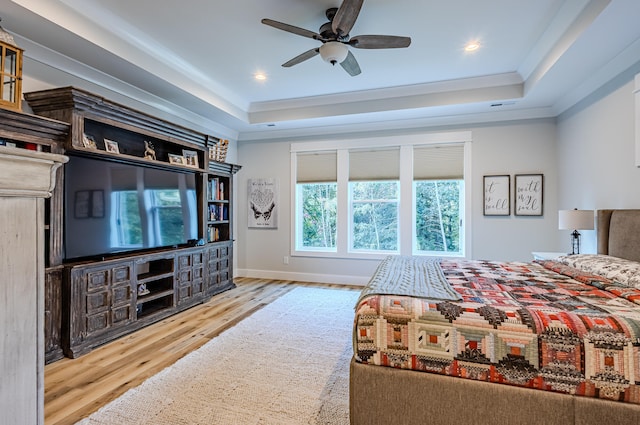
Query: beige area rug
77 286 359 425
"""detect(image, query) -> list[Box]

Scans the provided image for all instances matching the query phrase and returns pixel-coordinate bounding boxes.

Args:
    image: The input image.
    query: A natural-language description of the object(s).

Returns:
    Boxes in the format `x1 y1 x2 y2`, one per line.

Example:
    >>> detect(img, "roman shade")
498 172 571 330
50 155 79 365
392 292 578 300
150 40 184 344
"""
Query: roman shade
413 144 464 180
296 151 337 183
349 148 400 181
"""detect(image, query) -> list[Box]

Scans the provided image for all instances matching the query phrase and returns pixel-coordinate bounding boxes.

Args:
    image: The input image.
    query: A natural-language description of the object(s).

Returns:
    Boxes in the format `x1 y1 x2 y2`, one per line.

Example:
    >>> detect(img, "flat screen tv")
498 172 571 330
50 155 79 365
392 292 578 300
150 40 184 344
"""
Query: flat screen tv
64 154 198 261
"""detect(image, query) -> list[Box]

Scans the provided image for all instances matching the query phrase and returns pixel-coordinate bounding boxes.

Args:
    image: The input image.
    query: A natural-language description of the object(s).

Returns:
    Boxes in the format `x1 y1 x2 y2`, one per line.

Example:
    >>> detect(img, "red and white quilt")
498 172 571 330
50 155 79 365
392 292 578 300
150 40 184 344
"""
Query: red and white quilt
354 257 640 404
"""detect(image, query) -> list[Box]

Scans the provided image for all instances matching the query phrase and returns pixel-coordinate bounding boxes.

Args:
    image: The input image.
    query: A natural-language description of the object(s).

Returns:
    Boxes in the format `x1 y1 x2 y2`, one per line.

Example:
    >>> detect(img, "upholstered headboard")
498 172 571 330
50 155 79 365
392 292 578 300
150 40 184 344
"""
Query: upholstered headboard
597 209 640 262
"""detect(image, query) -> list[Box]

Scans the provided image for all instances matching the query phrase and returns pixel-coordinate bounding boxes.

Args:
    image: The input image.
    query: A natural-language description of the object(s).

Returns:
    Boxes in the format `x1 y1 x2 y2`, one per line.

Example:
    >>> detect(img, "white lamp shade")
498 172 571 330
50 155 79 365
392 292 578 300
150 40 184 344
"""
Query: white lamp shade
319 41 349 65
558 209 594 230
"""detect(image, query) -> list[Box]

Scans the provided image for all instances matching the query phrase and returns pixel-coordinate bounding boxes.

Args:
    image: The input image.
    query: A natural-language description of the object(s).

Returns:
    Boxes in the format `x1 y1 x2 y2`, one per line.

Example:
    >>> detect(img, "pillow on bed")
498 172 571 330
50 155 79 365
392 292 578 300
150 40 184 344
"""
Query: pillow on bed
556 254 640 289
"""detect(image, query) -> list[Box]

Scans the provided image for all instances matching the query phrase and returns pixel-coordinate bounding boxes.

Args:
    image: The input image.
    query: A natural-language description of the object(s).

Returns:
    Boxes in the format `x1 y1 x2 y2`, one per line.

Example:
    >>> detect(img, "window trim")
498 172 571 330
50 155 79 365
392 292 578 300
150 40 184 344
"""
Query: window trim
290 132 472 260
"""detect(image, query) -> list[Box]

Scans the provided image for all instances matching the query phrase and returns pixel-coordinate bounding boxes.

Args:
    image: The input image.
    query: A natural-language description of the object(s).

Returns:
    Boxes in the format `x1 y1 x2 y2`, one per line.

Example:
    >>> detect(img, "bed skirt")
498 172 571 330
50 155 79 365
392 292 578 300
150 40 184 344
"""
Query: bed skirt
349 358 640 425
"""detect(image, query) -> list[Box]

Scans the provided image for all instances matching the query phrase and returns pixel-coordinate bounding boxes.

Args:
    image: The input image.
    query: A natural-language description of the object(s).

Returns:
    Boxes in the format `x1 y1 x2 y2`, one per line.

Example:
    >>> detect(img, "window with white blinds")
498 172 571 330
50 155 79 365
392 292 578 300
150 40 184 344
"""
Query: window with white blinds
413 144 464 180
296 151 337 183
349 148 400 181
291 132 470 259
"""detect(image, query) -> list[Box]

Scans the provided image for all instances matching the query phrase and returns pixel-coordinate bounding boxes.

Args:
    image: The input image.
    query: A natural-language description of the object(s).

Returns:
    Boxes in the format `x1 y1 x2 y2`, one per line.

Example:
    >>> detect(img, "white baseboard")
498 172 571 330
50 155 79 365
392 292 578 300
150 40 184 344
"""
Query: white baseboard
235 268 369 286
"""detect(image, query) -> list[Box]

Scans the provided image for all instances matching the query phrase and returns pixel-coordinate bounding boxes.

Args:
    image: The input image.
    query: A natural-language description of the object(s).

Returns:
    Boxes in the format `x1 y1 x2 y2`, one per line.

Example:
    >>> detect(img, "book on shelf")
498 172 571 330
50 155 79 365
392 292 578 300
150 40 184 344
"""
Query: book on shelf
208 226 220 242
209 178 225 201
208 204 228 222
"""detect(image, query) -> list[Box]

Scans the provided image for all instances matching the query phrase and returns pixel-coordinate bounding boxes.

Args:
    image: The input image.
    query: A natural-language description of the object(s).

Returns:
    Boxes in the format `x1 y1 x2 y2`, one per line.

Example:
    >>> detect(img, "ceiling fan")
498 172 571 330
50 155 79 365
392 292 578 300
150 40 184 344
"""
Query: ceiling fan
261 0 411 76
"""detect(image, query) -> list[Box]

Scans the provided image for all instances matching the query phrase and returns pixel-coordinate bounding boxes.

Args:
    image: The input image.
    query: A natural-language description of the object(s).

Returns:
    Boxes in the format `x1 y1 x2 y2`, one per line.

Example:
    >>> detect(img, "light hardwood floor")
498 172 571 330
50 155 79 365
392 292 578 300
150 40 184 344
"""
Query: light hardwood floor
44 278 360 425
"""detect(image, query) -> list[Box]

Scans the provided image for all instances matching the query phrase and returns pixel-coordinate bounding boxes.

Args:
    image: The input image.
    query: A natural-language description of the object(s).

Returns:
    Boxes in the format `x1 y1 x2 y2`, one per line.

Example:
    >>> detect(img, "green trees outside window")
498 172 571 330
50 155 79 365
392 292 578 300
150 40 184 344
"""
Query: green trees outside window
300 183 337 249
299 179 461 255
350 181 398 251
294 140 466 257
415 180 461 253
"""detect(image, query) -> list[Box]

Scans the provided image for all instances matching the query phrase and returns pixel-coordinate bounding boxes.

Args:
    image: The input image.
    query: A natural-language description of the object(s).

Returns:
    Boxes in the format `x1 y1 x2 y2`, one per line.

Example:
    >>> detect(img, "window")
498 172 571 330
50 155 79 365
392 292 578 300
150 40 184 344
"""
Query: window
413 145 464 255
295 152 337 251
349 148 400 253
291 132 470 259
414 180 462 253
298 183 337 249
350 181 399 251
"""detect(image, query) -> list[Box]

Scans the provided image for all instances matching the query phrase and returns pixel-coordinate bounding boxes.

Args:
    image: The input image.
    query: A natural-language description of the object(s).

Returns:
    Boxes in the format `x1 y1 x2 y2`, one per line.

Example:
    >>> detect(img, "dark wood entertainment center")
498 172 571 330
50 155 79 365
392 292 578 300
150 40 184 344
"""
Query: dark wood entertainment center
24 87 241 361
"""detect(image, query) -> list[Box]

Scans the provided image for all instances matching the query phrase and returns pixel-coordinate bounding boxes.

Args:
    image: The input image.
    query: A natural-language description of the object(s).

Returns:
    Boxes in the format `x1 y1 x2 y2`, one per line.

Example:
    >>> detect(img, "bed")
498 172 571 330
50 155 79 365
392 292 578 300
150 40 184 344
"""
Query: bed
350 209 640 425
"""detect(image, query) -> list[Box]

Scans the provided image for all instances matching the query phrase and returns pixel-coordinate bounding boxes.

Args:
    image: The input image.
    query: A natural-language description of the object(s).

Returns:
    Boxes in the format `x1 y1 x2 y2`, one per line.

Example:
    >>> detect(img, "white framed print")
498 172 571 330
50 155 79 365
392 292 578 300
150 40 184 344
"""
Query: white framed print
248 178 278 228
483 175 510 216
515 174 543 216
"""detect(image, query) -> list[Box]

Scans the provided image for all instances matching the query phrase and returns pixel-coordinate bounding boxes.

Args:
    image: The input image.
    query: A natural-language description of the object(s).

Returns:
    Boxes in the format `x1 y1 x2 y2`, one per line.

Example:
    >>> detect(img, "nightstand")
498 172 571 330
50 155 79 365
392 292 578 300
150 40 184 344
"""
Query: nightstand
532 251 567 261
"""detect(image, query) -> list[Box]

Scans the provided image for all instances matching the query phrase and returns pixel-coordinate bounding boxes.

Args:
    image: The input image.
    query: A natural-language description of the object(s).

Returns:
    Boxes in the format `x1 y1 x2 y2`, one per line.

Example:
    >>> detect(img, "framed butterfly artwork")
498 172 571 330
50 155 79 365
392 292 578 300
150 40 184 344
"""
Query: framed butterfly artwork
248 178 278 228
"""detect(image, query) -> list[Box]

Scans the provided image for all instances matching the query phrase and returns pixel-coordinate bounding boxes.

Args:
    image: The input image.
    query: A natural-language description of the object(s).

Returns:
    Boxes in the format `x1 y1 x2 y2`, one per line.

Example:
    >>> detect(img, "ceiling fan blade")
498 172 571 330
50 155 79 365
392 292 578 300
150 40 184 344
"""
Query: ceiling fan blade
282 48 320 67
261 18 322 40
340 51 361 76
332 0 364 37
349 35 412 49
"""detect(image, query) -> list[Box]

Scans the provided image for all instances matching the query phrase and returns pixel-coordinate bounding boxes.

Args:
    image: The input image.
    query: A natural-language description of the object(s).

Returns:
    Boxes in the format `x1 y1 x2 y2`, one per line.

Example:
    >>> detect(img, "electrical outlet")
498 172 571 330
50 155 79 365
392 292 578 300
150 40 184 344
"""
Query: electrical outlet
283 256 289 265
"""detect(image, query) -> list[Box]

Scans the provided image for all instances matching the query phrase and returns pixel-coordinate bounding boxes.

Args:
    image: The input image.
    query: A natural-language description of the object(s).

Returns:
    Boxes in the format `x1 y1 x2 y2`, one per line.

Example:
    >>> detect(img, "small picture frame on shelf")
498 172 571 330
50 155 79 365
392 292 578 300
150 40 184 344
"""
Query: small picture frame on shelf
182 149 199 168
82 133 98 149
104 139 120 154
168 153 185 165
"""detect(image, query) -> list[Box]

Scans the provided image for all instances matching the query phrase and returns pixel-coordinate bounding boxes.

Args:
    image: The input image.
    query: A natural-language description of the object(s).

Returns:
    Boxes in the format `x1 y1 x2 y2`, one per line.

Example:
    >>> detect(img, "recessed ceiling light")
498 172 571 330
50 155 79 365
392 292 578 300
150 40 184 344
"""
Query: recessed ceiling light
464 41 481 52
254 72 267 81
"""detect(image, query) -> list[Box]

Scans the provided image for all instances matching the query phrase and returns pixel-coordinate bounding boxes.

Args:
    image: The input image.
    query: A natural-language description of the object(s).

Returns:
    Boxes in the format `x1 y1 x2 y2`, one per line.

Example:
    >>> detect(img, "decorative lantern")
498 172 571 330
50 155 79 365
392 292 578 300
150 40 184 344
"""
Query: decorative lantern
0 20 23 111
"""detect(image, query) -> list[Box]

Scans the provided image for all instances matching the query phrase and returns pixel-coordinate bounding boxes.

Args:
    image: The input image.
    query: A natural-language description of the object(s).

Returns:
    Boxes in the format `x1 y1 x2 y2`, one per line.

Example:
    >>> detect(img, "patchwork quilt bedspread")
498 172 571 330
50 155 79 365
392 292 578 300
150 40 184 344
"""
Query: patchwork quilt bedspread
354 257 640 404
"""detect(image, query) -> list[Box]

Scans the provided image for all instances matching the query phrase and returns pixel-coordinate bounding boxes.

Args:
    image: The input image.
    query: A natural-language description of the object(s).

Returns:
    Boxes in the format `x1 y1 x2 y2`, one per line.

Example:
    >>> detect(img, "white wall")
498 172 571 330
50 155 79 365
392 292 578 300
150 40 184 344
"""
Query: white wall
236 119 559 284
471 120 559 259
236 140 382 285
557 71 640 254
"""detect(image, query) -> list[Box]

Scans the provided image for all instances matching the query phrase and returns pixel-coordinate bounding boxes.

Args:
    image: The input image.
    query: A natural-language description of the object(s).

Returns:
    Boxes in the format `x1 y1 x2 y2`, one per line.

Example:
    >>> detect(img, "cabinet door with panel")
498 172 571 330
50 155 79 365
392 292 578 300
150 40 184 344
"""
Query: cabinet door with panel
176 249 205 307
65 261 134 357
206 241 233 296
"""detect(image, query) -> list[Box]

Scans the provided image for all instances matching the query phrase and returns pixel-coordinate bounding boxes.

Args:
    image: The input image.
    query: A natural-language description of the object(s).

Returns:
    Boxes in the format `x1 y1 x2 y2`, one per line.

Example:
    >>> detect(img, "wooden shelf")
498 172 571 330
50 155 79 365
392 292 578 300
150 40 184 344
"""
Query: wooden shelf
70 146 202 173
136 289 174 304
137 271 174 284
206 164 240 244
136 295 173 319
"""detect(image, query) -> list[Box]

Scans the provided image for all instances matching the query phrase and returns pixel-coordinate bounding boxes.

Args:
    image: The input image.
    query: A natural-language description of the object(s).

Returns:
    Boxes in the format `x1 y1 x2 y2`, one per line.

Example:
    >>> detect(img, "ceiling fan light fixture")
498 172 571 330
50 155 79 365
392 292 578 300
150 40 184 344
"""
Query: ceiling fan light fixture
464 41 481 52
319 41 348 65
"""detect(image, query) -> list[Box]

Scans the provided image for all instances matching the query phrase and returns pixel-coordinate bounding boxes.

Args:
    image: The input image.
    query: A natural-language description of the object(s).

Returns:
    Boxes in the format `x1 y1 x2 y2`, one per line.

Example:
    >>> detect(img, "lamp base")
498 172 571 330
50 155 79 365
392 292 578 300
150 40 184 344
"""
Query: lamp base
570 230 581 255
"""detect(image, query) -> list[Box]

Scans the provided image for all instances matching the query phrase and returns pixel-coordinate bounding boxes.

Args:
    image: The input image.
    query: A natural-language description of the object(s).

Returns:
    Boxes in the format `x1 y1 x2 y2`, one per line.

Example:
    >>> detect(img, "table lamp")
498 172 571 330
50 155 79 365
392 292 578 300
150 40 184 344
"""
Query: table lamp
558 209 594 255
